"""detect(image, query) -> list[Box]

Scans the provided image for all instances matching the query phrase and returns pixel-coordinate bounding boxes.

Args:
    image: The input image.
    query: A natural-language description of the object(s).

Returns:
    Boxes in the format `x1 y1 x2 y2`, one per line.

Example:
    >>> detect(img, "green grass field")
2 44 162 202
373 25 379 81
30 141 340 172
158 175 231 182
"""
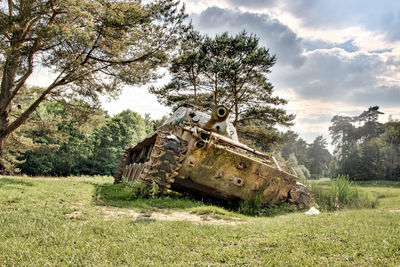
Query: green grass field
0 176 399 266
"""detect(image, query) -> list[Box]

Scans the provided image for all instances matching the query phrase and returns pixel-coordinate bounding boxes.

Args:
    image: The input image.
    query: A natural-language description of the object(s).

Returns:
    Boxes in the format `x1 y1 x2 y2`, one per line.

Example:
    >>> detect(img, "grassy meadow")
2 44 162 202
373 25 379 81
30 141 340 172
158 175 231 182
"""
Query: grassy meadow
0 175 399 266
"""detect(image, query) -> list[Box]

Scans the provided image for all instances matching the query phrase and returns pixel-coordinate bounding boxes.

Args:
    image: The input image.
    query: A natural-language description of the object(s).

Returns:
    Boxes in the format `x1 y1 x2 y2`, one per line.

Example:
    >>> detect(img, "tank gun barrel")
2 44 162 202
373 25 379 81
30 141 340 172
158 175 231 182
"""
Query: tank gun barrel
204 105 229 131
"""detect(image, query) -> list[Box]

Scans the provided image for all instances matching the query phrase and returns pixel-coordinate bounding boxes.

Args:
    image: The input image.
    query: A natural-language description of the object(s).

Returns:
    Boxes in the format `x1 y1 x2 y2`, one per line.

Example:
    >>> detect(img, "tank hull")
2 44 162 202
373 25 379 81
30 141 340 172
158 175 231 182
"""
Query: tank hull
115 124 312 207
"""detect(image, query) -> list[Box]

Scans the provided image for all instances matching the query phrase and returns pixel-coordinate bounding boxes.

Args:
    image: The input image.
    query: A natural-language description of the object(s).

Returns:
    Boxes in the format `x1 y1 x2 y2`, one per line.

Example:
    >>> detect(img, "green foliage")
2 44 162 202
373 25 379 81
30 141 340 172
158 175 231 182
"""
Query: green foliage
280 131 309 165
236 122 282 152
94 179 206 210
17 103 154 176
150 180 160 199
308 175 378 211
278 131 331 178
125 180 151 200
307 136 332 177
287 153 310 180
85 109 152 176
238 195 262 216
95 179 152 202
0 87 61 173
16 99 103 176
330 106 400 180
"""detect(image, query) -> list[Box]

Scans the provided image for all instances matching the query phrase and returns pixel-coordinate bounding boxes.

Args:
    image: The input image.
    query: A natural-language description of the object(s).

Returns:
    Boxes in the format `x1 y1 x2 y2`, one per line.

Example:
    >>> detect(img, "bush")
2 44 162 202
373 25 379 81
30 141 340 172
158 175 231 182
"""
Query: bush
309 175 378 211
95 179 153 201
238 196 262 216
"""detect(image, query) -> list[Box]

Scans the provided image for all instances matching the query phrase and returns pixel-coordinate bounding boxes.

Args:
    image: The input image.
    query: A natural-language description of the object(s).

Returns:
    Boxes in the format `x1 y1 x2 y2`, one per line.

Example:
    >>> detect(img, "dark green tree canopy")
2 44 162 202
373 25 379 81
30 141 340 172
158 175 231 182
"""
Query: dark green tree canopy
329 106 400 181
307 135 331 177
278 131 332 178
329 106 384 157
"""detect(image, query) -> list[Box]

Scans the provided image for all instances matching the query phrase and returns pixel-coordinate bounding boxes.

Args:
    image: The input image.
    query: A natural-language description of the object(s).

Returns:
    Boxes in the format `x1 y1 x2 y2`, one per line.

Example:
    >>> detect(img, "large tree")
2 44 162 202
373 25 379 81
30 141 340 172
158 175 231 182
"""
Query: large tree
0 0 187 170
151 31 294 128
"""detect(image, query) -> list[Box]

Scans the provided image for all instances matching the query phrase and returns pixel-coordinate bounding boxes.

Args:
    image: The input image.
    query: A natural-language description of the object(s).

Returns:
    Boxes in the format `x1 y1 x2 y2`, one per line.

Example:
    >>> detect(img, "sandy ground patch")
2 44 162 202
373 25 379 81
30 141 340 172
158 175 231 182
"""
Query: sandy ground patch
389 209 400 213
100 207 244 225
66 210 83 219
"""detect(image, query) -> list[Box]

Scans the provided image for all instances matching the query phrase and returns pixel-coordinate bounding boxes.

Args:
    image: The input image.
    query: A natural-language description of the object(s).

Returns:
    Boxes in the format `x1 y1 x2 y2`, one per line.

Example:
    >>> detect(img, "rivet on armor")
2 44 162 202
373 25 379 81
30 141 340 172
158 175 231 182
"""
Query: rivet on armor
233 176 244 187
215 171 223 179
251 183 260 191
236 162 246 170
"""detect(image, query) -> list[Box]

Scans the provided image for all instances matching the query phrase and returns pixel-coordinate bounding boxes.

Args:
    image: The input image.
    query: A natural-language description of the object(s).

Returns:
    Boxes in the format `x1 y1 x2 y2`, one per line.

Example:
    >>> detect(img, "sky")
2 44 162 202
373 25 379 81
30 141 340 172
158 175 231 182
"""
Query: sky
36 0 400 146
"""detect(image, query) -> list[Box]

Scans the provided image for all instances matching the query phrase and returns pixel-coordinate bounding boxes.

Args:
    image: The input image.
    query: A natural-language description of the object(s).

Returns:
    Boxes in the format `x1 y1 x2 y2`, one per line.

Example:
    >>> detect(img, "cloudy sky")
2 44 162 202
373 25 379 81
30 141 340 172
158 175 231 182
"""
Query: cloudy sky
104 0 400 145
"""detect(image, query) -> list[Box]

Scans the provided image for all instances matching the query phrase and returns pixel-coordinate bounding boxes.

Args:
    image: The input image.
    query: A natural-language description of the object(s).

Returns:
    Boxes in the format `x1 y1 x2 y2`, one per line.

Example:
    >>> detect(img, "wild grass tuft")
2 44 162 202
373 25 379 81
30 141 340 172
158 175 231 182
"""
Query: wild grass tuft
238 195 296 217
309 175 378 211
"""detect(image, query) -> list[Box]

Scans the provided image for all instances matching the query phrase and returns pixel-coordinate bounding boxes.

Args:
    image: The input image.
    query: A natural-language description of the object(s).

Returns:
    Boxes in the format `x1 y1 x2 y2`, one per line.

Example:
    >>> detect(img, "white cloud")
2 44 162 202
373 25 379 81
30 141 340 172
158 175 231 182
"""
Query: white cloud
27 66 171 120
100 85 170 119
193 7 306 68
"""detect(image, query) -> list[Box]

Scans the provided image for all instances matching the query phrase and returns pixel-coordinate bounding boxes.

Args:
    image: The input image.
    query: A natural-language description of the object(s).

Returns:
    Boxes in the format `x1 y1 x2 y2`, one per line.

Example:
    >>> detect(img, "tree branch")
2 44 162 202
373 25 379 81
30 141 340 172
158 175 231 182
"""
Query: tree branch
87 15 182 65
0 71 69 138
7 0 13 17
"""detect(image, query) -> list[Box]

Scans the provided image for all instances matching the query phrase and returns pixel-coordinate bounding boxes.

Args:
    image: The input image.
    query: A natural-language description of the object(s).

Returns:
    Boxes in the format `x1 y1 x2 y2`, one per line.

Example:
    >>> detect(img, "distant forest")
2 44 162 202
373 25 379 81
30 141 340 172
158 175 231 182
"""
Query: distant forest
280 106 400 181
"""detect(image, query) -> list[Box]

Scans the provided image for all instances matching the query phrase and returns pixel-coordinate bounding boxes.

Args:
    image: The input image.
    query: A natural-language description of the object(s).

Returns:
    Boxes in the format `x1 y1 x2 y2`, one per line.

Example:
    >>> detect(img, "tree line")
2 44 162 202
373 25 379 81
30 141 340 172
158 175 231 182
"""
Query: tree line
278 132 332 179
7 93 164 176
329 106 400 181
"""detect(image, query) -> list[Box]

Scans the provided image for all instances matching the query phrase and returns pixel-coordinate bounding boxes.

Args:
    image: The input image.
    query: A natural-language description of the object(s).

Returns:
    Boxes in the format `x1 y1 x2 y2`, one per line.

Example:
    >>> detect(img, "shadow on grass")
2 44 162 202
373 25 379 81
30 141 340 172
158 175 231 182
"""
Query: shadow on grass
0 178 33 188
92 182 207 210
91 182 299 218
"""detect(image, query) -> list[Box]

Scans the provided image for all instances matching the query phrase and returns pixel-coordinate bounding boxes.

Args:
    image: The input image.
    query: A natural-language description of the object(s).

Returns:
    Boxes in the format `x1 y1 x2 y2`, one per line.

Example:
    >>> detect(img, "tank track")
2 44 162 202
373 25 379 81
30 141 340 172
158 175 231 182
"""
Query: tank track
114 131 188 194
140 132 187 193
288 182 313 209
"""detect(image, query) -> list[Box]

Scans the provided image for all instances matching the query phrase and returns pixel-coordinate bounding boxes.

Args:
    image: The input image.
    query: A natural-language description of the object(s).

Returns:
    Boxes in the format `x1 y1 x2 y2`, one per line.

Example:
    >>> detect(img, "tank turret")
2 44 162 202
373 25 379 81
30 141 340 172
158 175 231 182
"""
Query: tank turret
158 104 238 141
203 105 229 131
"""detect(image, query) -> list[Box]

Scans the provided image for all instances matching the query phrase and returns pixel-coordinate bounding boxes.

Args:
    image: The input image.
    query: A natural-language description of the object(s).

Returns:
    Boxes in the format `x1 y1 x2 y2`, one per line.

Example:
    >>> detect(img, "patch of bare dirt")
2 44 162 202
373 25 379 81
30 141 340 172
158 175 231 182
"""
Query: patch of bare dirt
66 210 83 219
389 210 400 213
101 207 244 225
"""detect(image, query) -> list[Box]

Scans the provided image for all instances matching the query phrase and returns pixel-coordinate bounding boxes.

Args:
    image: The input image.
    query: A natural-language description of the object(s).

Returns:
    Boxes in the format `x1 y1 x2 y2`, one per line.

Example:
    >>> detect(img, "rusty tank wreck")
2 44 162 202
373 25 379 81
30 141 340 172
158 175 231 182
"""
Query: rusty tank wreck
114 105 312 208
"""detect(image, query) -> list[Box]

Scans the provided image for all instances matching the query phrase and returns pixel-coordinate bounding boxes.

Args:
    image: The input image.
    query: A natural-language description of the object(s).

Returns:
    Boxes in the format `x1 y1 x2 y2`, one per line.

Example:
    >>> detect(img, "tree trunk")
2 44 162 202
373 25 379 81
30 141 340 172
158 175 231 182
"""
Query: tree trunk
0 33 20 171
0 121 9 173
0 104 10 164
0 73 14 169
193 80 197 104
214 74 218 105
233 97 239 126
